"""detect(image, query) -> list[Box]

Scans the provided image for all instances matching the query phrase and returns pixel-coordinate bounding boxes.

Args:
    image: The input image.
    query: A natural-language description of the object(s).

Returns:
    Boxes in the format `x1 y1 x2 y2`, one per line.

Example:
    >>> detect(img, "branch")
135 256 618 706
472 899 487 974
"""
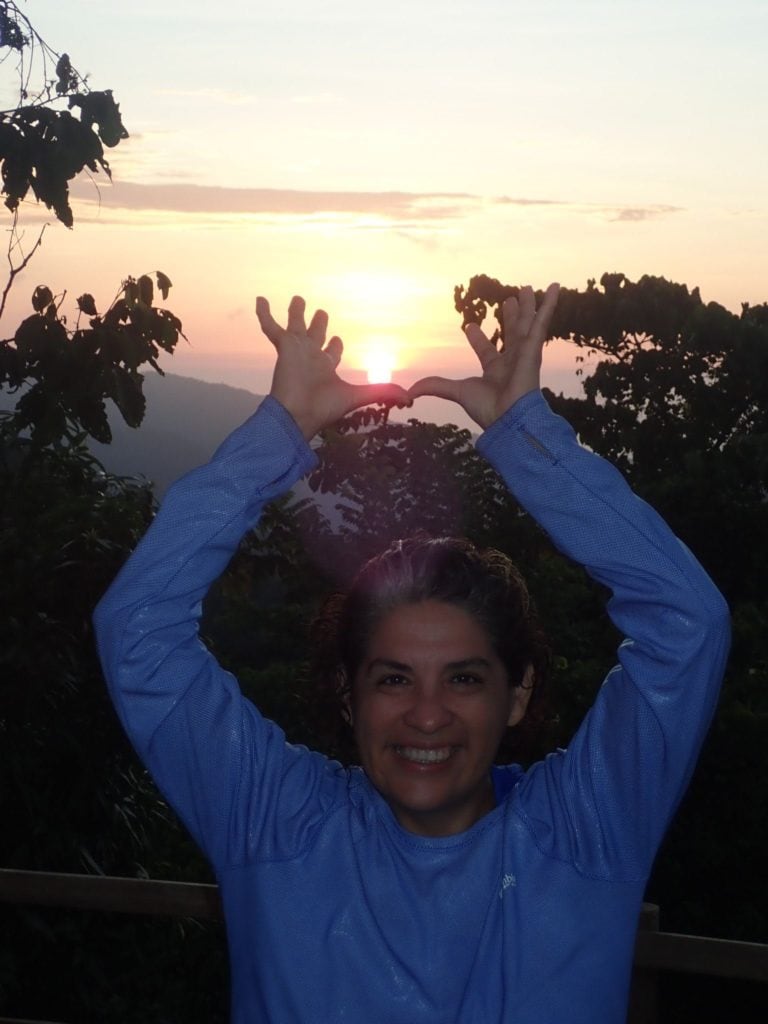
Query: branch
0 214 47 320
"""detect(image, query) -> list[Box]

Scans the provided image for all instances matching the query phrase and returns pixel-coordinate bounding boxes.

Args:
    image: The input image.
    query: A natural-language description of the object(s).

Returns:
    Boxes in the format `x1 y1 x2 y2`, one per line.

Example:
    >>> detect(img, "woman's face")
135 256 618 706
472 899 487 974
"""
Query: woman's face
351 599 530 837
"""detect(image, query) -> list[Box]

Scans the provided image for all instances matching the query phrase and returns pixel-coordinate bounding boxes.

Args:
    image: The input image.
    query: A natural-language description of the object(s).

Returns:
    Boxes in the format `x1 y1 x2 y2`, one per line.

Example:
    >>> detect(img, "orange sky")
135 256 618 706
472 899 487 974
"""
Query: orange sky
3 1 767 431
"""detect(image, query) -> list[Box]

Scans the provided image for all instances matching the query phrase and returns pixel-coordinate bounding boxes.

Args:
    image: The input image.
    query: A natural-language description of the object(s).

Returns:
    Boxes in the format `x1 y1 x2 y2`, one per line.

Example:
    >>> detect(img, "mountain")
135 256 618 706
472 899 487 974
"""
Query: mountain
0 372 266 496
86 373 267 496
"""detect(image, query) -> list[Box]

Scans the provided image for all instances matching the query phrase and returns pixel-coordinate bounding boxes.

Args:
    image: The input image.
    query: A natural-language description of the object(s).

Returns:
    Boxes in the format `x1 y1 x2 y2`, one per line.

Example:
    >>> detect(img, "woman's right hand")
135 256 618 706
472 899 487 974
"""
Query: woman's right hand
256 295 411 441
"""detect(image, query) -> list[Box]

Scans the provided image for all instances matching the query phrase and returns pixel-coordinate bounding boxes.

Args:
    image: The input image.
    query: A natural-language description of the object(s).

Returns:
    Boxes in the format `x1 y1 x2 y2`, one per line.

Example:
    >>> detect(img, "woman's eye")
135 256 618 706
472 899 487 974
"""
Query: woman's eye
450 673 483 688
378 674 409 688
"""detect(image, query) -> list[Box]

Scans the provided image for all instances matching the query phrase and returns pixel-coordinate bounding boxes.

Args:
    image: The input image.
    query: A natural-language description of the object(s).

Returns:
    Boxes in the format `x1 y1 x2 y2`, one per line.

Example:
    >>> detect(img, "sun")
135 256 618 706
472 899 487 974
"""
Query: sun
362 337 397 384
365 351 394 384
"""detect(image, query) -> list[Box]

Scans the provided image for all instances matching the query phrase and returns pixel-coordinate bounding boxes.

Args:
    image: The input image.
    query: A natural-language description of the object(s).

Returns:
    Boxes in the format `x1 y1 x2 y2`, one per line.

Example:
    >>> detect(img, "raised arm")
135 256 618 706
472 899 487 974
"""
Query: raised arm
94 298 408 868
413 283 730 878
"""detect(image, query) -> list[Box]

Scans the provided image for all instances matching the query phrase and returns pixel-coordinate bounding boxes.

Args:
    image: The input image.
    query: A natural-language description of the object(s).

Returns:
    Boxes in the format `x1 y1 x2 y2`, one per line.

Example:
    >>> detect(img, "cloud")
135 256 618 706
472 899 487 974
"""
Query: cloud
495 196 566 207
69 180 480 221
65 179 684 230
608 205 683 222
497 196 683 221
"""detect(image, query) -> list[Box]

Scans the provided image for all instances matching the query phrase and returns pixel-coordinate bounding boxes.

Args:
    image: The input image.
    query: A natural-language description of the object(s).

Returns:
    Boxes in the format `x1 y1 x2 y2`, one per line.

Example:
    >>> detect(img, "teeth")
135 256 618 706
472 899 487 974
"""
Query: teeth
396 746 452 764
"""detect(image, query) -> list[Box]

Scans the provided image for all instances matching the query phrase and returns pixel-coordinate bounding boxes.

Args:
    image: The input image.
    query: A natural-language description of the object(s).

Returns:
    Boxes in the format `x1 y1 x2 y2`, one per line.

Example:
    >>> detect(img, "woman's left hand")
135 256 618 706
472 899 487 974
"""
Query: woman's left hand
408 283 560 430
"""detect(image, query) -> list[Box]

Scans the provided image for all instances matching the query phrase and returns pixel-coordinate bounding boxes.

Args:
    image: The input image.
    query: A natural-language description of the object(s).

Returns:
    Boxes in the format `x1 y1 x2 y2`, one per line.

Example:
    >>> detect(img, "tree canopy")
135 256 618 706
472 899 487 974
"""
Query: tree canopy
0 13 197 1019
0 0 127 229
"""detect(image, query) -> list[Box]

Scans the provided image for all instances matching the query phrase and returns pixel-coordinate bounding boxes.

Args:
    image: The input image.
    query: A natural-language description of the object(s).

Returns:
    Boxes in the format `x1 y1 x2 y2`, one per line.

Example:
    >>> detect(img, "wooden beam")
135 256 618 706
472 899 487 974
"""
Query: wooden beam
634 930 768 982
2 869 767 985
0 869 222 921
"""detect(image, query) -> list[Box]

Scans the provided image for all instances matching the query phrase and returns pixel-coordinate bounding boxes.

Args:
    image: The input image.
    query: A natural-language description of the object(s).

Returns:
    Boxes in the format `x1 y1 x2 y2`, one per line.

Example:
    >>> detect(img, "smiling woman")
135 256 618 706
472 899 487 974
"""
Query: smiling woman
93 286 730 1024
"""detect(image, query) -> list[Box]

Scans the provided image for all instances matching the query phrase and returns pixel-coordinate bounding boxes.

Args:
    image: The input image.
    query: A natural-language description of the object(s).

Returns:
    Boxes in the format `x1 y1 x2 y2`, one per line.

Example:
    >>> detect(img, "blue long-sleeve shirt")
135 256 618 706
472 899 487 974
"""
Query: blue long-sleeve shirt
94 391 730 1023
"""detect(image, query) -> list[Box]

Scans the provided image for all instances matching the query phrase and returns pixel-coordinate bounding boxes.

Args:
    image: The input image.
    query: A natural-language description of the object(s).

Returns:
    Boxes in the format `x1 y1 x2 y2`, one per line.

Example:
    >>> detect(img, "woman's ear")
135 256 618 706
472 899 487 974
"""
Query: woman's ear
507 664 534 727
341 695 353 727
338 670 353 726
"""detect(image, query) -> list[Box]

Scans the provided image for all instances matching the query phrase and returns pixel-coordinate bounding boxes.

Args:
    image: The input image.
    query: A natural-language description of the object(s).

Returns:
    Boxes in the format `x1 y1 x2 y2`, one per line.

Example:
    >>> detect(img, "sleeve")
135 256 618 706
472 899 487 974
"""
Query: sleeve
93 396 344 870
477 390 731 881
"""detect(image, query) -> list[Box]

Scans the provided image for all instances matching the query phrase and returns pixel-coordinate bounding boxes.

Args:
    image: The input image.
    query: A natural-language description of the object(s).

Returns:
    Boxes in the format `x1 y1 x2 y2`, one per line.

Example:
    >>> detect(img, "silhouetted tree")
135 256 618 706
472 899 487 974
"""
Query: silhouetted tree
0 11 214 1022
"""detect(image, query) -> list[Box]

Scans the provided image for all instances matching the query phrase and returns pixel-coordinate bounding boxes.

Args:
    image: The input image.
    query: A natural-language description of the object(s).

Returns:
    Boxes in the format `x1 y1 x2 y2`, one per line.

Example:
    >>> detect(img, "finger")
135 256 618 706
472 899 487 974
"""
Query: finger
308 308 329 347
501 295 519 339
408 375 468 404
465 323 500 369
287 295 306 335
515 286 536 337
531 281 560 339
255 296 283 346
345 382 412 412
324 335 343 369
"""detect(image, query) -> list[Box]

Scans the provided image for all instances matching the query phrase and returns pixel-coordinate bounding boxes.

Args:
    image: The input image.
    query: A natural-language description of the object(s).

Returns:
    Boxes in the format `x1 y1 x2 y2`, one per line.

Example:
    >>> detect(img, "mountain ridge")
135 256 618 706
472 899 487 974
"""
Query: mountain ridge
88 372 267 496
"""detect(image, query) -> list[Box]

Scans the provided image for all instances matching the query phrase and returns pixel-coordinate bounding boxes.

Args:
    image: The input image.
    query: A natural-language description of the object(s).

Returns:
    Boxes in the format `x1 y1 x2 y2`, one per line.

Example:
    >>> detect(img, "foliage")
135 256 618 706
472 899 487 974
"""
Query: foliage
0 1 128 229
0 266 193 1014
456 271 768 485
0 7 202 1019
1 270 184 447
311 406 525 576
0 433 164 869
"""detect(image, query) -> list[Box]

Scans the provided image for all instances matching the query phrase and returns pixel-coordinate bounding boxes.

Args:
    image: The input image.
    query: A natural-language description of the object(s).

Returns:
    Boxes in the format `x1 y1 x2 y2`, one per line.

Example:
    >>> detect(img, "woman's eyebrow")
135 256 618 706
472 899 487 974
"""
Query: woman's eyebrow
445 657 493 671
364 657 412 675
364 656 493 675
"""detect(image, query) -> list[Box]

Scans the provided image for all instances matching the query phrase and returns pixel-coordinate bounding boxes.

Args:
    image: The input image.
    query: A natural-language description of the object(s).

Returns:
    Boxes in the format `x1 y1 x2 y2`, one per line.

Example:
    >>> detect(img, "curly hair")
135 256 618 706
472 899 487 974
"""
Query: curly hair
308 535 551 765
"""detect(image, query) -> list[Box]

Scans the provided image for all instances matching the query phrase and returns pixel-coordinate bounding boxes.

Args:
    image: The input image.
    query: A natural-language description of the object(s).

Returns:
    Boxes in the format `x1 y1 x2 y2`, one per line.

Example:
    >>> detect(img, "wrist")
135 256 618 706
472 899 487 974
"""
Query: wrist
274 401 319 441
268 386 320 441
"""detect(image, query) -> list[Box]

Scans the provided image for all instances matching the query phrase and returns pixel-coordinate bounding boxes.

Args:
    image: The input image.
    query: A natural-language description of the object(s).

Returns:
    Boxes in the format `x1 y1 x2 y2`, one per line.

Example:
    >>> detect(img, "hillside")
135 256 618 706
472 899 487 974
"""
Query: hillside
0 372 265 496
86 373 266 496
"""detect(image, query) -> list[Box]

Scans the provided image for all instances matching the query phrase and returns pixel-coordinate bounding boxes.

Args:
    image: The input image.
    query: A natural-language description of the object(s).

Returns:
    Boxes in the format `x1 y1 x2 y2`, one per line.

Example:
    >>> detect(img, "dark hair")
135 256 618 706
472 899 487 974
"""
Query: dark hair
309 535 551 764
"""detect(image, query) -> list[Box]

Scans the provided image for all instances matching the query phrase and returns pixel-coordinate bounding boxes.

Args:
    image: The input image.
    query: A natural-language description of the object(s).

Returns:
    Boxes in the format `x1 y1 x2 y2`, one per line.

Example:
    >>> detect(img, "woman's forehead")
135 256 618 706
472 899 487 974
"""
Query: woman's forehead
362 600 496 665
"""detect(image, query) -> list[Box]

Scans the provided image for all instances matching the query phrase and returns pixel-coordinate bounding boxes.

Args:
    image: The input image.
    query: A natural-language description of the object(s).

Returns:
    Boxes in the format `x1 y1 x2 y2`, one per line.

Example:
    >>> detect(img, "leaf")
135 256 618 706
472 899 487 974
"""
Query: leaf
138 274 154 306
76 396 112 444
32 285 54 313
77 293 98 316
69 90 129 148
110 367 146 429
55 53 78 95
156 271 172 301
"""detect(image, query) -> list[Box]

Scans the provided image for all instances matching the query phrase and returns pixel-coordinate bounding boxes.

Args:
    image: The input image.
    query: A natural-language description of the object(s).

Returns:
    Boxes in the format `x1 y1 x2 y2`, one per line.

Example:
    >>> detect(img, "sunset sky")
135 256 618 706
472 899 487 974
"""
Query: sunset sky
3 0 767 428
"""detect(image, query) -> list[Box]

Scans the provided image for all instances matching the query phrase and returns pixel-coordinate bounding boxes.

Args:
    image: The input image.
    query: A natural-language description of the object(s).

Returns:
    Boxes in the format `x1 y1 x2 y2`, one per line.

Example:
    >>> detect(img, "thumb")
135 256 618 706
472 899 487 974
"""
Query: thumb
345 382 412 412
408 375 467 404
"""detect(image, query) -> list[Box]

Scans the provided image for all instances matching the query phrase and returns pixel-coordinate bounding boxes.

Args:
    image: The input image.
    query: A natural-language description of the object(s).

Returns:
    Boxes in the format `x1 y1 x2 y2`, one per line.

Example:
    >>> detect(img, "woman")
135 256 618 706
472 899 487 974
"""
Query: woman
94 284 729 1023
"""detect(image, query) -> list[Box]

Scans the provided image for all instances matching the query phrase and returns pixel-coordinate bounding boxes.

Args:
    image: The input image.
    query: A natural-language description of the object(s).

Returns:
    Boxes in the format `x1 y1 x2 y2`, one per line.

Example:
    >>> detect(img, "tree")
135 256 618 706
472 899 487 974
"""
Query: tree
0 0 188 868
0 12 209 1022
455 272 768 483
0 0 127 230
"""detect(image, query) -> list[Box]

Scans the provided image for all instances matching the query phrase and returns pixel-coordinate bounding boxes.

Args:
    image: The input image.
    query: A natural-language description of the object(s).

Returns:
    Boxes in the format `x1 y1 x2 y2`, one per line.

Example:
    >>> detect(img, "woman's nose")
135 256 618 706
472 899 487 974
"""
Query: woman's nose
402 684 453 733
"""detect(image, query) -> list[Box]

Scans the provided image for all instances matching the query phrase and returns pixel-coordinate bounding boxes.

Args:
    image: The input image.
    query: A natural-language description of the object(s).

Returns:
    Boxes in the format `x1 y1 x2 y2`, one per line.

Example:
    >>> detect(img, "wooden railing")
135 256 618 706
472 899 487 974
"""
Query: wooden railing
1 868 767 1024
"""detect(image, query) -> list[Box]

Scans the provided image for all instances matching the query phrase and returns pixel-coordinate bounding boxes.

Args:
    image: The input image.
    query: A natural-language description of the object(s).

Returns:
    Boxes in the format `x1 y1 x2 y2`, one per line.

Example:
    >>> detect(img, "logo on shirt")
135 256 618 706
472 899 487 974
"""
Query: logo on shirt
499 873 517 899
